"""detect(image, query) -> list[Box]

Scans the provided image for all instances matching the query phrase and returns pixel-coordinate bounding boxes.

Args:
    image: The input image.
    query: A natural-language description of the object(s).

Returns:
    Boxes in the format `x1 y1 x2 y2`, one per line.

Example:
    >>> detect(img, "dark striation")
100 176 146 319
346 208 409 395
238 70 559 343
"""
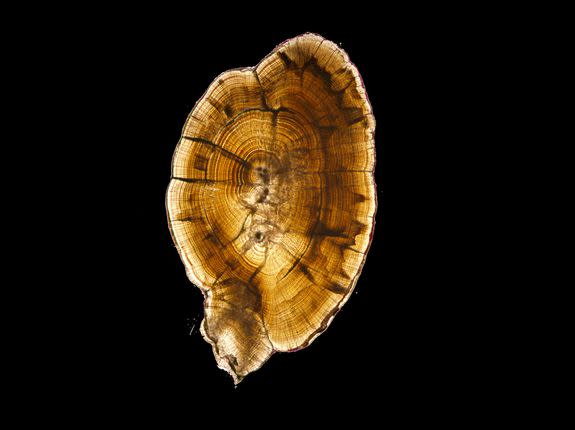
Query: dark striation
312 221 348 238
171 176 216 184
181 136 250 167
326 283 348 295
223 104 234 117
299 264 316 283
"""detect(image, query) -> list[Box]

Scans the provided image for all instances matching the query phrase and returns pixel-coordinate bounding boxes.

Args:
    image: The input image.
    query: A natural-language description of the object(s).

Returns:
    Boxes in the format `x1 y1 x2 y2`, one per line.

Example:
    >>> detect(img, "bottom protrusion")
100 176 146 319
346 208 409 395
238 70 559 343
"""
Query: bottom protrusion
200 280 273 384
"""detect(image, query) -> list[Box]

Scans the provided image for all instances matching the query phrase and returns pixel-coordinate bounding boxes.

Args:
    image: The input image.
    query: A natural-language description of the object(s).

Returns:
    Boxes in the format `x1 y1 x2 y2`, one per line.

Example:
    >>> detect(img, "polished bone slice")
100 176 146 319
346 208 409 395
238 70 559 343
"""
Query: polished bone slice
166 33 376 383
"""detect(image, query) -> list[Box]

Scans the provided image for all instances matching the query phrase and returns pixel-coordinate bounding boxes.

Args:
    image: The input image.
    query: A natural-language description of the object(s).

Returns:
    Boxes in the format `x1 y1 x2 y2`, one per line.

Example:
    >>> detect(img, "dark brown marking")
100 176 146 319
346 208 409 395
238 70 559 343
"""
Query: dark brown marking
224 104 233 117
318 125 338 141
181 136 249 168
177 216 200 223
171 176 216 184
336 79 354 93
350 220 367 236
278 54 369 135
298 57 370 132
348 116 366 126
342 107 364 122
326 283 347 295
272 110 279 128
313 221 347 238
325 172 344 188
255 187 269 203
353 192 367 203
248 251 268 284
280 255 303 281
277 51 295 69
226 106 290 116
305 57 332 85
334 220 368 255
207 96 223 111
205 232 220 245
214 278 262 314
225 258 240 270
226 355 238 370
194 154 209 171
256 167 270 184
339 269 351 280
300 264 315 283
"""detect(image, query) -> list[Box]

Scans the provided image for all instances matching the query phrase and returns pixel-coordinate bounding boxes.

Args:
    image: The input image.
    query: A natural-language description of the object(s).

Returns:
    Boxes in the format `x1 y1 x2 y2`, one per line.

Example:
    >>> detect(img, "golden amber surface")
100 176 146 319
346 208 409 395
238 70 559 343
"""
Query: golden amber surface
166 33 376 383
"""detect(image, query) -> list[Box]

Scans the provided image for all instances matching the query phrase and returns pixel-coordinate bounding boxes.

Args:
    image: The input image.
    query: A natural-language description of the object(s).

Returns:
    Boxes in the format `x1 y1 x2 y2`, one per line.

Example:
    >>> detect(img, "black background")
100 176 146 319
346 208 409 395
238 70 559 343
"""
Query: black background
45 13 494 416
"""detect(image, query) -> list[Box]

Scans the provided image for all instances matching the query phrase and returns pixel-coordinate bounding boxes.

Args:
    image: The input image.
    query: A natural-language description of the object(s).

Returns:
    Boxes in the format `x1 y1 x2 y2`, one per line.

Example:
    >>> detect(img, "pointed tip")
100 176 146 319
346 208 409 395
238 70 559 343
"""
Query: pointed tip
231 371 244 386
